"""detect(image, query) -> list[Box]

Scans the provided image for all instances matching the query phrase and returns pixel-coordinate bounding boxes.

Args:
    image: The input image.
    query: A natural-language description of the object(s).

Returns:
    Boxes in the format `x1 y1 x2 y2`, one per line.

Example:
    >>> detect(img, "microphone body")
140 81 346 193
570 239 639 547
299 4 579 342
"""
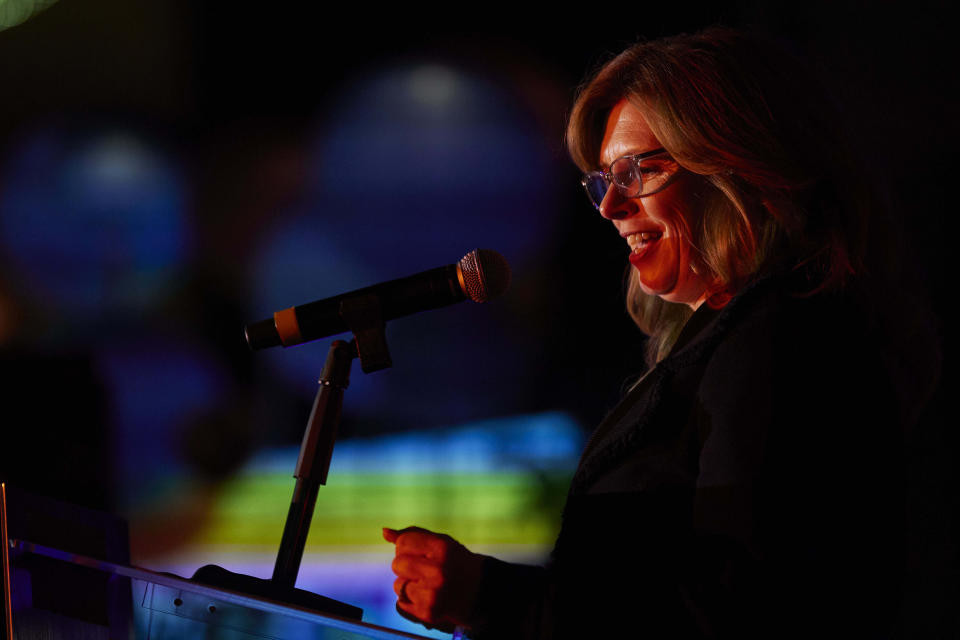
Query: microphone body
245 249 509 350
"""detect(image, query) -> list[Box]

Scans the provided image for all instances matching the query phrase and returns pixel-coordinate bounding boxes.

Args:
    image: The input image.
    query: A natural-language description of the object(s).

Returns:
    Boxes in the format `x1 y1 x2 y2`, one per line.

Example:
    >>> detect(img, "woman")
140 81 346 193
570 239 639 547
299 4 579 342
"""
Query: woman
385 27 928 638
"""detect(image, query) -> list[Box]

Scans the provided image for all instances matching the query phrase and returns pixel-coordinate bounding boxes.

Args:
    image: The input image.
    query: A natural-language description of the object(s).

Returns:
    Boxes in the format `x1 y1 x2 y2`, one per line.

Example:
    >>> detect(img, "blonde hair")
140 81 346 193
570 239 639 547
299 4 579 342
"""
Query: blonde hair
567 27 868 362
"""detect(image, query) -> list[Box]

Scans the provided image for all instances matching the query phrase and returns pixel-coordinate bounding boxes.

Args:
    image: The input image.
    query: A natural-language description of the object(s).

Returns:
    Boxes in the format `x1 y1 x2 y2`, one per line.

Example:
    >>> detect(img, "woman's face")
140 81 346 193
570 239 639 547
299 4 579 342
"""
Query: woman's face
597 99 711 309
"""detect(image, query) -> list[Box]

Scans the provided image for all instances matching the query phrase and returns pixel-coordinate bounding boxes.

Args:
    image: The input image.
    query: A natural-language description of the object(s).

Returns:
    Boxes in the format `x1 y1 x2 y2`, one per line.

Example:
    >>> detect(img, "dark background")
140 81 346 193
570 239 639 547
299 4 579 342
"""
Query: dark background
0 0 954 635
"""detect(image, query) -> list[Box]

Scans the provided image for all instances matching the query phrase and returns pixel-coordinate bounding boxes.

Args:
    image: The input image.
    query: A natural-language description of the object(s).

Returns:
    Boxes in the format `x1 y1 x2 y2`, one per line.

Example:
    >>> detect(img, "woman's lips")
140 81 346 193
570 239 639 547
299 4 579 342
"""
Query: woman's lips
626 231 662 265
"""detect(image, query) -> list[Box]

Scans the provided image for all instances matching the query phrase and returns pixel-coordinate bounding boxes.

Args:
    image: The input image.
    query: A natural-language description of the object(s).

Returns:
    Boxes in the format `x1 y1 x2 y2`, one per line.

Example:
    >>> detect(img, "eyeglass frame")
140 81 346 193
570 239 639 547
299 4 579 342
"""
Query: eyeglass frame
580 147 682 210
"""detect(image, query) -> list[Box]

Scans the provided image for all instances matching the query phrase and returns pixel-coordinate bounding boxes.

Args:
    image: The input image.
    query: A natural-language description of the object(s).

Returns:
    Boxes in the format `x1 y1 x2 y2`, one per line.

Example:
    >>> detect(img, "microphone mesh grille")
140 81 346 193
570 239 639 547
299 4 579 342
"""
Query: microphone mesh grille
458 249 511 303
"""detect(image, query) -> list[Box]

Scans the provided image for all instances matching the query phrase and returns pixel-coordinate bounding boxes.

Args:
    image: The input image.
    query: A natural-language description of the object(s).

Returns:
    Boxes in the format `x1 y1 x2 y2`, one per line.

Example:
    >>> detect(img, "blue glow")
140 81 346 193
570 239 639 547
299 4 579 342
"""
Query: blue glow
0 128 190 325
249 410 583 475
310 63 557 269
95 336 230 509
339 410 583 474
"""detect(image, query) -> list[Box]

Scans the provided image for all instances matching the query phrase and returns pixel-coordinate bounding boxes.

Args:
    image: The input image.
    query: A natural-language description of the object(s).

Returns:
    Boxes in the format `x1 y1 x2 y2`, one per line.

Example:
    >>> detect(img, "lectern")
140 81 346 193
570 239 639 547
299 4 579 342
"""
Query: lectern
1 484 432 640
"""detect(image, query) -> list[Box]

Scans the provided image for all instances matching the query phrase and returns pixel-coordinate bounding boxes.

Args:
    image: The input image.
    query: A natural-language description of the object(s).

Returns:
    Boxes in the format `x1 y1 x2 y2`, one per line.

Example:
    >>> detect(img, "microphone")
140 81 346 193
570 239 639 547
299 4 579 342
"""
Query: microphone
244 249 511 350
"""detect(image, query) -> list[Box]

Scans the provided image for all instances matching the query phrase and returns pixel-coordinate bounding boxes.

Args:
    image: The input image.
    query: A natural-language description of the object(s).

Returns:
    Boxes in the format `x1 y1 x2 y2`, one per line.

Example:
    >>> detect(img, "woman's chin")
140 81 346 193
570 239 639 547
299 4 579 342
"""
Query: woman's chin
636 271 711 308
635 271 679 300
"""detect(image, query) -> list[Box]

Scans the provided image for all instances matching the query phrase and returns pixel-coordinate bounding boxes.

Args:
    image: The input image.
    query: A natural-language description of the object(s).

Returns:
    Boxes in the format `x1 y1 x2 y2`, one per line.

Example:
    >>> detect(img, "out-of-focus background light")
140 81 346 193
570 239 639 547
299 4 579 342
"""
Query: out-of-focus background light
0 128 189 327
0 0 57 31
0 2 950 638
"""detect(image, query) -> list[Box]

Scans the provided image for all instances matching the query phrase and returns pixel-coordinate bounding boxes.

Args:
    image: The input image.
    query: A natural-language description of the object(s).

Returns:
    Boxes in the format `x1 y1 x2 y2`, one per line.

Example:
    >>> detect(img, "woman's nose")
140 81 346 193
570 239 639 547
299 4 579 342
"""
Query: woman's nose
598 184 636 220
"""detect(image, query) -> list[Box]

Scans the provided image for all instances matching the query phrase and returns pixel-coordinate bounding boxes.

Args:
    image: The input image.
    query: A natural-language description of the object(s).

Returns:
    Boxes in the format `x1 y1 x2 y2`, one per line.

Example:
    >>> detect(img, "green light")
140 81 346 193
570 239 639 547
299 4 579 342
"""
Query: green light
194 469 573 550
0 0 58 31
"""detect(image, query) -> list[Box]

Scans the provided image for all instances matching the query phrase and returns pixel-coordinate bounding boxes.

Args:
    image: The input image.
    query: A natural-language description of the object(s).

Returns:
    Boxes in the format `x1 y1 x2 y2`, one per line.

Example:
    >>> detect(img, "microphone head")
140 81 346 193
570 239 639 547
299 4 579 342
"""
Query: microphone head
457 249 511 303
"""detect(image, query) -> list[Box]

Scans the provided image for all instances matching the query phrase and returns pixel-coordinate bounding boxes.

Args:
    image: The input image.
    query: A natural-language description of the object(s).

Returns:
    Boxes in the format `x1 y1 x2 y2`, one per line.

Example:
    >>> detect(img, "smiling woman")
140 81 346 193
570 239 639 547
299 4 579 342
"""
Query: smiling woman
592 99 713 309
383 26 939 639
566 27 876 363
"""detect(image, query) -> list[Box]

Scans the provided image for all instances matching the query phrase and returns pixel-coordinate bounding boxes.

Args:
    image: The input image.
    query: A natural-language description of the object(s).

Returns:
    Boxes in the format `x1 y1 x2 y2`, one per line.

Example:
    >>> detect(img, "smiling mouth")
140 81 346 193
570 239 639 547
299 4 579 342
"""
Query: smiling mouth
626 231 663 256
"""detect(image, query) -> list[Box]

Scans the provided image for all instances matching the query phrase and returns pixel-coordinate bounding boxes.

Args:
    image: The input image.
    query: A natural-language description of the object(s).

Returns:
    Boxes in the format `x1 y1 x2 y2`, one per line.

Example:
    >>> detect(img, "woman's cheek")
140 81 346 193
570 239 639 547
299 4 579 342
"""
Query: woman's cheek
630 234 681 295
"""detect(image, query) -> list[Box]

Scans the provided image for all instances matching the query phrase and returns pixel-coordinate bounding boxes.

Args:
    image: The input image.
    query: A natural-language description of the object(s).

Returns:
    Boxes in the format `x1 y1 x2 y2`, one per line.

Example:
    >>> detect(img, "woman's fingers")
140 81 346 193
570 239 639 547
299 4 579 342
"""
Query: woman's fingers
394 577 442 624
386 526 453 559
383 525 480 630
393 577 412 602
391 554 444 586
397 582 446 626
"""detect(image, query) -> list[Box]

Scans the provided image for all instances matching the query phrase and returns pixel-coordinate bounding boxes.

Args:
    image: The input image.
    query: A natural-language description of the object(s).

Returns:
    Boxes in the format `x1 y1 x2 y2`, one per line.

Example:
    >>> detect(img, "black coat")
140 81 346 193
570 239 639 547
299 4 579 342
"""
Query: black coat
472 272 906 639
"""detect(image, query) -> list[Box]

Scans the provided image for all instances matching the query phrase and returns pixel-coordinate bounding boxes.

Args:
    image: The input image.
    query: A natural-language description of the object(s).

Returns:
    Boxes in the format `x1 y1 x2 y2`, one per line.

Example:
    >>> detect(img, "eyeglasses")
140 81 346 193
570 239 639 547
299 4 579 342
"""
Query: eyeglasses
580 148 681 210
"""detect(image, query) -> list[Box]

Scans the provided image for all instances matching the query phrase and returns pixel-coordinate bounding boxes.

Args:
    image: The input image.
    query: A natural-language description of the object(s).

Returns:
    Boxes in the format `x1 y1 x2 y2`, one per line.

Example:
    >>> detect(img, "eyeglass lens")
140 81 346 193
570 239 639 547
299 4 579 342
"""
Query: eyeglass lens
582 153 675 209
610 156 641 193
583 175 610 209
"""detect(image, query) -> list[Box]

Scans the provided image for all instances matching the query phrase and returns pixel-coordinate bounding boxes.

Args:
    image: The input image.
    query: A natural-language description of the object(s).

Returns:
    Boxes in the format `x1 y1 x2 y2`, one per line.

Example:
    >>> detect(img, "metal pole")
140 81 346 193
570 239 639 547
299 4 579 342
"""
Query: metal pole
271 339 357 588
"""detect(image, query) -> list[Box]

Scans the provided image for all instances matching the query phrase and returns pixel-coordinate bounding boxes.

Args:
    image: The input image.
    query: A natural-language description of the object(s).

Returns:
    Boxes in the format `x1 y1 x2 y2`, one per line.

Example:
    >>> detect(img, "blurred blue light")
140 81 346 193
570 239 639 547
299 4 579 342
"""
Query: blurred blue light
96 336 230 509
308 62 559 271
406 64 462 112
0 128 190 327
248 410 584 475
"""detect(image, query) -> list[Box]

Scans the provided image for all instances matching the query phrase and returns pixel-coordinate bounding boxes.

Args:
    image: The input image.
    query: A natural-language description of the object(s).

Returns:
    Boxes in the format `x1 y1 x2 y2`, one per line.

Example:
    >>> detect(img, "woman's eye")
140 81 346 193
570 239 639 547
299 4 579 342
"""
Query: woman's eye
639 159 678 181
612 169 637 186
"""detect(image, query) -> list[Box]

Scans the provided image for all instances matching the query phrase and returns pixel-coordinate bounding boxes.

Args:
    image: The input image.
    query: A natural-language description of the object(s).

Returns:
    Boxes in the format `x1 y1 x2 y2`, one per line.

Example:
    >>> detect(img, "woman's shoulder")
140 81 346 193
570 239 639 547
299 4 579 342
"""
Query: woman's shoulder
662 270 843 369
664 269 892 420
676 268 874 356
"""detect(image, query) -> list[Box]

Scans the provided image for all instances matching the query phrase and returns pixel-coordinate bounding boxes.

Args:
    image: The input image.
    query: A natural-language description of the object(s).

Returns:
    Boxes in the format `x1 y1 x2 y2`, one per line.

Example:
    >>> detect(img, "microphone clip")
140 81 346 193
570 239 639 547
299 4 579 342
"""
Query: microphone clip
339 293 392 374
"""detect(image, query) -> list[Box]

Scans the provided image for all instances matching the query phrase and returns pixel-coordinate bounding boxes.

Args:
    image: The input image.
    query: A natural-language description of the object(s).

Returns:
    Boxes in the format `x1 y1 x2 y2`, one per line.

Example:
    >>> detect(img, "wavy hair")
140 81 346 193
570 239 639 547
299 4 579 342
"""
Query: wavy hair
567 27 871 362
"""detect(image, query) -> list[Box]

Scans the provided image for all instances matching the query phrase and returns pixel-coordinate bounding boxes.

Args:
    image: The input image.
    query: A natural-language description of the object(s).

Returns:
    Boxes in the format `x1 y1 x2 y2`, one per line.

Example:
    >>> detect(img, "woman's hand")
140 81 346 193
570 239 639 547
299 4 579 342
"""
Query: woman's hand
383 526 484 632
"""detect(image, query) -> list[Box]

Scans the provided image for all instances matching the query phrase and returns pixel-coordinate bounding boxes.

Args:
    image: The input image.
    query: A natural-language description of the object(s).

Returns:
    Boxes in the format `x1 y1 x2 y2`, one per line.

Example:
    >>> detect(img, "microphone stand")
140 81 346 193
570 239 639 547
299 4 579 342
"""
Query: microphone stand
273 293 394 588
271 338 356 586
192 294 393 620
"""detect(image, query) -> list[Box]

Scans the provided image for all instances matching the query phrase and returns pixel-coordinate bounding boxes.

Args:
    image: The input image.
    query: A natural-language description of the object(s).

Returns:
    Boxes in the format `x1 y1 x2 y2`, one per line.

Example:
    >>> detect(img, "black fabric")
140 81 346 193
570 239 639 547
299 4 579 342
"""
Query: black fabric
471 272 906 639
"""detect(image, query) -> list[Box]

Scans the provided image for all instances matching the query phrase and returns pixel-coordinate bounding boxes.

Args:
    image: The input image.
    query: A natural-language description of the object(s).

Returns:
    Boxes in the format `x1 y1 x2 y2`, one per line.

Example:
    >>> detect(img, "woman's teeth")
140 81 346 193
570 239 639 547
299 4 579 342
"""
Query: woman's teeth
627 231 663 252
